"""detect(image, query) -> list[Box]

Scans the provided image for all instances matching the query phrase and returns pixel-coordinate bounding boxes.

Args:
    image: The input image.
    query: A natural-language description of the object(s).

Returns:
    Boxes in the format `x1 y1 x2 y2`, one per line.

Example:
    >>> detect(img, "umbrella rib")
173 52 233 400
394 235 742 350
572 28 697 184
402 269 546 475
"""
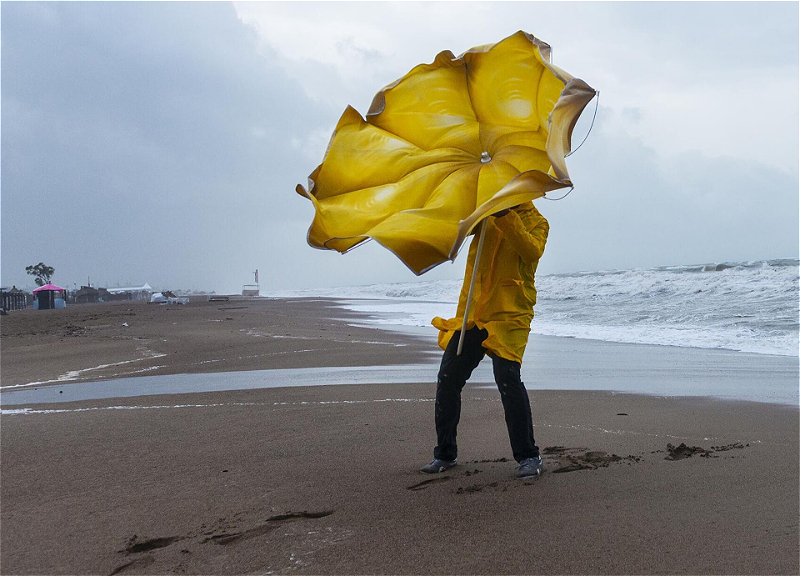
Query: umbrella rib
370 113 481 157
315 155 470 201
321 165 462 243
461 63 486 154
368 157 471 205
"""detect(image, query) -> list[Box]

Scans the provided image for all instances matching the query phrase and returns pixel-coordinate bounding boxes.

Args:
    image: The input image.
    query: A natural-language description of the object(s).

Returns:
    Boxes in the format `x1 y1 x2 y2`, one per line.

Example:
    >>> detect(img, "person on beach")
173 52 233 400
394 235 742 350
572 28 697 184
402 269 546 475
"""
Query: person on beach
421 201 549 479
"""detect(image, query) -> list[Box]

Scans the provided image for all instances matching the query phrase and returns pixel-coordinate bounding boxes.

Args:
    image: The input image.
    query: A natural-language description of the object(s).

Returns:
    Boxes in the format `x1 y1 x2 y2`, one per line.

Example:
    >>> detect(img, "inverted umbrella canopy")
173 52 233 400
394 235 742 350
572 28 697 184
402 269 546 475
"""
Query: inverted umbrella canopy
297 31 596 275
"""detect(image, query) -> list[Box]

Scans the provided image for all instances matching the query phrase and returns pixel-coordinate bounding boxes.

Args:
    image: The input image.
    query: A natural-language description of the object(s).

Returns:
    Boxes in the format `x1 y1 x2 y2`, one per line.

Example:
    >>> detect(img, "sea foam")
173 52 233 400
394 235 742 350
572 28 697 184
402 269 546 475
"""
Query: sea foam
271 259 799 357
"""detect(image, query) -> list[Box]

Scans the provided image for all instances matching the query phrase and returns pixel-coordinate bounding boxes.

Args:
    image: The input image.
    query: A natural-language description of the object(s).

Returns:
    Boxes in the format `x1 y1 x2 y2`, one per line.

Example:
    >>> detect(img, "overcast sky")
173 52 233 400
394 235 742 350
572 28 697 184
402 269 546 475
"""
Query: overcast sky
2 1 798 294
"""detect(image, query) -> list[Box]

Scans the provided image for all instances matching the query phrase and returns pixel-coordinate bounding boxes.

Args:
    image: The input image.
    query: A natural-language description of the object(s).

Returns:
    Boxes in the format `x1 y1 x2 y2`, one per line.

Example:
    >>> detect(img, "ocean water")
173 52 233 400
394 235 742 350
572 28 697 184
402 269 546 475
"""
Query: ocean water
272 259 799 357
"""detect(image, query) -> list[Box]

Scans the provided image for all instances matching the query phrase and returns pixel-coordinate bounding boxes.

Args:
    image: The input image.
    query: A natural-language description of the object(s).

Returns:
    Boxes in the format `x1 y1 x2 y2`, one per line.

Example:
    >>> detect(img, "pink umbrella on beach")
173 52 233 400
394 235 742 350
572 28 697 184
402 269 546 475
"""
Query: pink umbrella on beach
32 283 65 293
32 283 66 310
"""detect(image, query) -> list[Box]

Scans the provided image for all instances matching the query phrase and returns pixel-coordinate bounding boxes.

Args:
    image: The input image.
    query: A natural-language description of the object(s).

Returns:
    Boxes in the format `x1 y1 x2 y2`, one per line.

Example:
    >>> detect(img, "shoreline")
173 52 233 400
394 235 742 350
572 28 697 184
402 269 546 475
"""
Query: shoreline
2 353 798 407
0 298 434 389
1 298 797 406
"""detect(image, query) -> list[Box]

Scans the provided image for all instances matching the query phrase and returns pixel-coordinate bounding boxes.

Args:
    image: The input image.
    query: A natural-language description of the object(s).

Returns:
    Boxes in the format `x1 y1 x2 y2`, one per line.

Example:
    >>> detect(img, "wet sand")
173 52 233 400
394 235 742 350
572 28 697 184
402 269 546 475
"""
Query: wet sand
0 298 433 388
1 299 798 574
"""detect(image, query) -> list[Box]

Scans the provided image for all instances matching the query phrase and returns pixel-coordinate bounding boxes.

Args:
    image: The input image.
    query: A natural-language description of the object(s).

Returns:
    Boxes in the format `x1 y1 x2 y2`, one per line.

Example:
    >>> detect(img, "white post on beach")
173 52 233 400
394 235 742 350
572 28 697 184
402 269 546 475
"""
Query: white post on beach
457 219 488 356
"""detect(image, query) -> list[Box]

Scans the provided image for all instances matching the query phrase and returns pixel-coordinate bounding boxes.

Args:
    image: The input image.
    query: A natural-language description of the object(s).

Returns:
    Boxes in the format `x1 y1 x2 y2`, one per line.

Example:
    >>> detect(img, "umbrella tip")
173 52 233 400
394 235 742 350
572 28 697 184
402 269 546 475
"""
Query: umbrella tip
480 151 492 163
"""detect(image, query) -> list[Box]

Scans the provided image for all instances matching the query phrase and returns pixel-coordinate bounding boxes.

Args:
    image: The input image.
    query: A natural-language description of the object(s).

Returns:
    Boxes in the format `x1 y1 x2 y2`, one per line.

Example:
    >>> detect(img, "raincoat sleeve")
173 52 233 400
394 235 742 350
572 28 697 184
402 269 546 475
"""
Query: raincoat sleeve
493 210 549 264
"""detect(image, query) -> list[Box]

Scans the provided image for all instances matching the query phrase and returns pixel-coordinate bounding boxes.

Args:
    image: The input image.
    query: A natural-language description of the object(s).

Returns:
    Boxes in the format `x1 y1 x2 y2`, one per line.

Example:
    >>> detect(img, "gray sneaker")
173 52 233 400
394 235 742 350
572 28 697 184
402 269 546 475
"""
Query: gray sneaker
420 458 457 474
516 456 543 479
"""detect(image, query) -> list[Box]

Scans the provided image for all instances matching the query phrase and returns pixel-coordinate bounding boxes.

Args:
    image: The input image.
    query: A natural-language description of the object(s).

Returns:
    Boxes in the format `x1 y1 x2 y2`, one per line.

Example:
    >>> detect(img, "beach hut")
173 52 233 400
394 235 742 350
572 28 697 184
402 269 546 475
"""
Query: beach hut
33 283 67 310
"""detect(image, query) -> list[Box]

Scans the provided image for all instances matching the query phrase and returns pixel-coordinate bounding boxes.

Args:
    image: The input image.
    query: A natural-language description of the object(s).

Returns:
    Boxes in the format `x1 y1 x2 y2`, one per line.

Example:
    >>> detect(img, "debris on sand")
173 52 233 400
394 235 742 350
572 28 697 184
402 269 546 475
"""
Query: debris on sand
665 443 712 460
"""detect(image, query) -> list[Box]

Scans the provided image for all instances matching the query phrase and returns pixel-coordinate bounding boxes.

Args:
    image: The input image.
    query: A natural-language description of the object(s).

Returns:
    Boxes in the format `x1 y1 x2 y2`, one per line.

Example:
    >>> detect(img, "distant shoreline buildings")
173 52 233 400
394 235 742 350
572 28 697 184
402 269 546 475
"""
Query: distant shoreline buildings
0 287 29 311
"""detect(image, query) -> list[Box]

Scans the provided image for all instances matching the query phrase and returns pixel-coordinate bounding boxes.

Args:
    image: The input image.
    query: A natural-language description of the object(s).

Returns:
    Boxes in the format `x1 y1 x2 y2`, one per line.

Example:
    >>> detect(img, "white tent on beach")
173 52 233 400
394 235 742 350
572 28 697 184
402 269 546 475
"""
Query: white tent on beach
107 283 153 301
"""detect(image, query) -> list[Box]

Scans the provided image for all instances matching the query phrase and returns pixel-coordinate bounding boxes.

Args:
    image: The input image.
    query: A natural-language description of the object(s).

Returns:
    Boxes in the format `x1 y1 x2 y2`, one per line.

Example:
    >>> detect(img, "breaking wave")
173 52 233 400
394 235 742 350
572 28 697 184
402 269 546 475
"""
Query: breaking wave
271 259 799 357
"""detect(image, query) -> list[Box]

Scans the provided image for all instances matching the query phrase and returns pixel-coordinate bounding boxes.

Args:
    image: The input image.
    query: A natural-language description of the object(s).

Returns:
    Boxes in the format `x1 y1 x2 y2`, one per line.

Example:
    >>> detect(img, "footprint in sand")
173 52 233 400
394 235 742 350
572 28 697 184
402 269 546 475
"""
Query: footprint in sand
542 446 641 473
109 556 155 575
455 482 499 494
110 510 335 574
664 442 749 460
110 535 182 575
203 511 335 546
406 476 452 491
120 535 182 555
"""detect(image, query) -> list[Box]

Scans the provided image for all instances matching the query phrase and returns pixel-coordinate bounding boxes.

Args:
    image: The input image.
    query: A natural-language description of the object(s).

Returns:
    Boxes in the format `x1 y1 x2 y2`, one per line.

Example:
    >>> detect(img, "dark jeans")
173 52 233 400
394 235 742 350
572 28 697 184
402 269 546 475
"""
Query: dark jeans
433 327 539 463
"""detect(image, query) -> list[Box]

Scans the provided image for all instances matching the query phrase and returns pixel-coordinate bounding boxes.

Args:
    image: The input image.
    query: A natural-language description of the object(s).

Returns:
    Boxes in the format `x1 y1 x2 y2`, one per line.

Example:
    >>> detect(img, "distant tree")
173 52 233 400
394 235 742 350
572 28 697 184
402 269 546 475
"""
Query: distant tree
25 262 55 287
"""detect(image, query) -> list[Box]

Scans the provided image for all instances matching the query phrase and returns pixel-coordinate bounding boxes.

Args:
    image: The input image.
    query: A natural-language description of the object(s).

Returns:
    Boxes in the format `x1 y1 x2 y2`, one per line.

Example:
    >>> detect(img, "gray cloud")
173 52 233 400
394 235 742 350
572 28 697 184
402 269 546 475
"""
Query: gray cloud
2 2 326 292
2 2 798 295
539 106 799 274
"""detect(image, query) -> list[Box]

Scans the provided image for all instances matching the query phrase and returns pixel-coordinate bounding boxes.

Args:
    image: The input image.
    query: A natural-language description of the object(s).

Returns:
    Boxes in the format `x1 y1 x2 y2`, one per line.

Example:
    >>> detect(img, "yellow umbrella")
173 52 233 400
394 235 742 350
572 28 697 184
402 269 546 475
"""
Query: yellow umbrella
297 30 596 276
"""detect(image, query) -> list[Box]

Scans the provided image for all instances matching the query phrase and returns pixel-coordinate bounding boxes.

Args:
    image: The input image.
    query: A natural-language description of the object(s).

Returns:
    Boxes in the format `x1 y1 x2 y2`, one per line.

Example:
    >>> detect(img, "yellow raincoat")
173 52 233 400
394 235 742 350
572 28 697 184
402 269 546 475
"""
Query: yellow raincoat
432 202 548 363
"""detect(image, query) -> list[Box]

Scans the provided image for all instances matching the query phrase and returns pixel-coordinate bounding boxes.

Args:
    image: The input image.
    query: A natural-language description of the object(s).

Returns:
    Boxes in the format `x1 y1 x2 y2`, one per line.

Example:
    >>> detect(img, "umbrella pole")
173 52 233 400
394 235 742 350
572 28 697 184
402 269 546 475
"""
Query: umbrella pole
457 219 488 356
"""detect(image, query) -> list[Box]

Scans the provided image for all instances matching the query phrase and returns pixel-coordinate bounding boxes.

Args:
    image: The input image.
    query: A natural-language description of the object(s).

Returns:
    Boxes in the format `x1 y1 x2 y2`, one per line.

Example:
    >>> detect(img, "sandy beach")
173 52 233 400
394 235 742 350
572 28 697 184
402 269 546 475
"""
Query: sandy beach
1 299 798 575
0 298 433 388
